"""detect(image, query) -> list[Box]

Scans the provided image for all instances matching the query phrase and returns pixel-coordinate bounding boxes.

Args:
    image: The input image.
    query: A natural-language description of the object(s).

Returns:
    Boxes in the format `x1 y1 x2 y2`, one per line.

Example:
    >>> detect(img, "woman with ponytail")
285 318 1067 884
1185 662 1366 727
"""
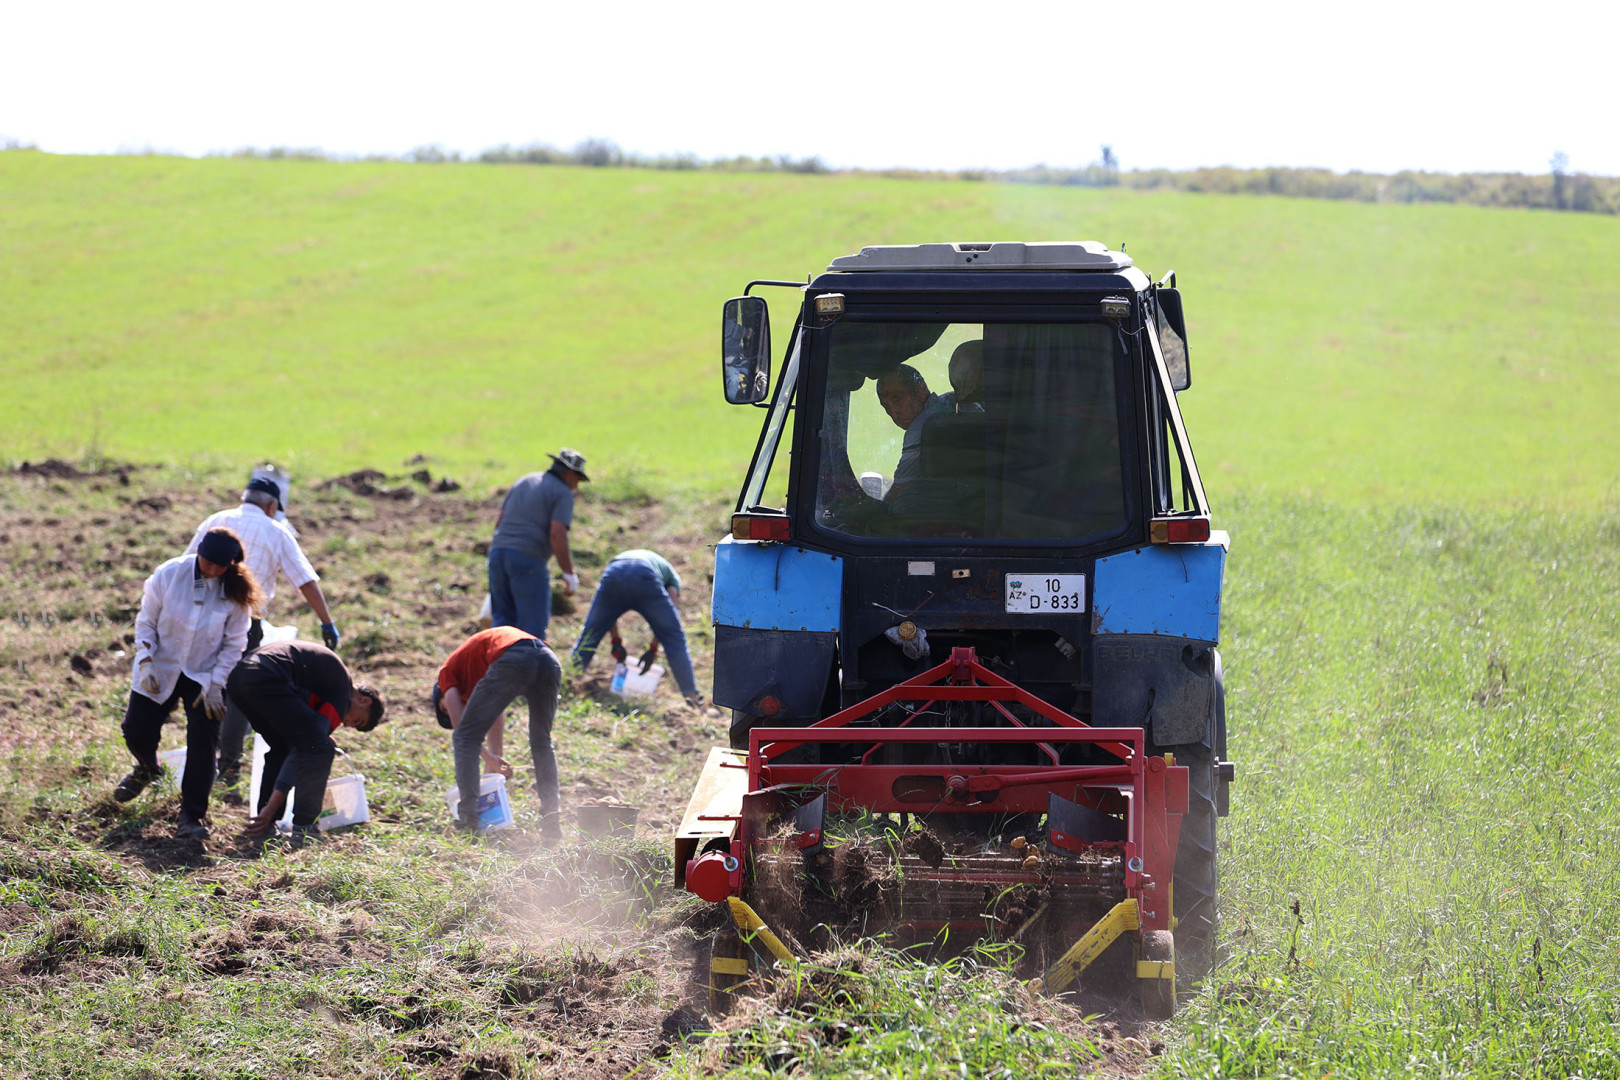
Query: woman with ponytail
112 527 263 840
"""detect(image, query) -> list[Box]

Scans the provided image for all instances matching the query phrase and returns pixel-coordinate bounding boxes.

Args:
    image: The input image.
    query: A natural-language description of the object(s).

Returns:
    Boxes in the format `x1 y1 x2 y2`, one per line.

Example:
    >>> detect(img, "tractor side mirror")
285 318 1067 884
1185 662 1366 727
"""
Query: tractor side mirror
722 296 772 405
1155 288 1190 391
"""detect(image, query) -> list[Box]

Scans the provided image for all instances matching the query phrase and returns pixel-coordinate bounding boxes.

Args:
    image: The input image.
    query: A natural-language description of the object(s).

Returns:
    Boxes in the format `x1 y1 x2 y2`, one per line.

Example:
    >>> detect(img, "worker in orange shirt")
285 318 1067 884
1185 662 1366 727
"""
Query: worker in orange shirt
433 627 563 838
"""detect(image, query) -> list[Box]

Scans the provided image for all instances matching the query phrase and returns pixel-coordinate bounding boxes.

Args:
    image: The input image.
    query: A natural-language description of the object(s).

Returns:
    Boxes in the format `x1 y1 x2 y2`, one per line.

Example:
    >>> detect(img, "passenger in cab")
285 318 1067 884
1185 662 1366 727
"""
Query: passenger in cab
875 364 947 503
939 339 985 413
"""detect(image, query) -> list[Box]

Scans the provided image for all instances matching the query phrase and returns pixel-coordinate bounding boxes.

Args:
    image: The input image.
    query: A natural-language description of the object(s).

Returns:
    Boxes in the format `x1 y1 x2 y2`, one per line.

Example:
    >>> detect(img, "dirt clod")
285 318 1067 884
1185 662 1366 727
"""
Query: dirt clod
903 829 946 868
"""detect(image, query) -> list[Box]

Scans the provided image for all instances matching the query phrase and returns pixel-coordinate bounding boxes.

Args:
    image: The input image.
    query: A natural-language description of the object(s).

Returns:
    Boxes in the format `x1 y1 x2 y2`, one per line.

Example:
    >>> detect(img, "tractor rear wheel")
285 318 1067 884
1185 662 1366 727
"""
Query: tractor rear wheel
1173 740 1219 993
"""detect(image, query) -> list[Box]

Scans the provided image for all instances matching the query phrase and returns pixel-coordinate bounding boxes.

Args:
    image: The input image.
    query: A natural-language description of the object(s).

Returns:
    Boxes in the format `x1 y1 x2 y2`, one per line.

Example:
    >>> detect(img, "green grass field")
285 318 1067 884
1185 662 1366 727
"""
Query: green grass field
3 151 1618 504
4 152 1620 1078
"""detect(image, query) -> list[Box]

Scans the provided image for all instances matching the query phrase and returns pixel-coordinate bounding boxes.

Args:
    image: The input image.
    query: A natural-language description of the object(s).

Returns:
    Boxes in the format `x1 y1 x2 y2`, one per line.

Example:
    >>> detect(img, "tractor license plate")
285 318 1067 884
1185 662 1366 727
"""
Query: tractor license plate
1004 573 1086 614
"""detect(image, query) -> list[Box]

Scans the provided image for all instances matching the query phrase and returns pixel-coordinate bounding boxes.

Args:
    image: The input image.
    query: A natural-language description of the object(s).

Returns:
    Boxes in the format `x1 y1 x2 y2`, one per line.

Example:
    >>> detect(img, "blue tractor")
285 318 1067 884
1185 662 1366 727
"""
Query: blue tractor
676 242 1232 1015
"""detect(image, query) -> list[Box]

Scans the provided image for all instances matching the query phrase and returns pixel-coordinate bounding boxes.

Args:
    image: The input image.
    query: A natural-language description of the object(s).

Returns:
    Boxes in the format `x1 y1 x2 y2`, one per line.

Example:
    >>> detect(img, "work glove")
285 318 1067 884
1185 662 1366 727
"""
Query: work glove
561 572 580 596
637 644 659 675
203 683 227 721
138 661 162 696
321 622 340 650
610 639 628 663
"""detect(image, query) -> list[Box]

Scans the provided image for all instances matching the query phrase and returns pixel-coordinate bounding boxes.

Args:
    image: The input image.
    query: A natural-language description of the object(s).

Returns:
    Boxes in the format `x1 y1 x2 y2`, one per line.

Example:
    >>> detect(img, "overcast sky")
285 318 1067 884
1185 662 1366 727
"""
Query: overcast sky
4 0 1616 177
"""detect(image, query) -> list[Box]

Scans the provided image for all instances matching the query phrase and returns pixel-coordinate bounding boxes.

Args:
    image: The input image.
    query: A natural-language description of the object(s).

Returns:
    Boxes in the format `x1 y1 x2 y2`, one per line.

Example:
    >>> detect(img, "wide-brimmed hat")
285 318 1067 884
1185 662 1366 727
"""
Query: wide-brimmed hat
548 448 589 481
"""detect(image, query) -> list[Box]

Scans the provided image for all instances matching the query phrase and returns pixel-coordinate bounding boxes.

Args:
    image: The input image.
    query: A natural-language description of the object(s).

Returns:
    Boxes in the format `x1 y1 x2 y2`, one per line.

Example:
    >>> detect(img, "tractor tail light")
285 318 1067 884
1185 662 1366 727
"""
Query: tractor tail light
1150 516 1212 544
732 513 791 541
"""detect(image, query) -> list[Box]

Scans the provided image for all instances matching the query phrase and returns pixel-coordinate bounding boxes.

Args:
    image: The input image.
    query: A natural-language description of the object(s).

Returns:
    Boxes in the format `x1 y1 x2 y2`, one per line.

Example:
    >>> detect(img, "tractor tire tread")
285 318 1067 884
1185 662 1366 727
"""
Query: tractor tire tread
1174 741 1220 993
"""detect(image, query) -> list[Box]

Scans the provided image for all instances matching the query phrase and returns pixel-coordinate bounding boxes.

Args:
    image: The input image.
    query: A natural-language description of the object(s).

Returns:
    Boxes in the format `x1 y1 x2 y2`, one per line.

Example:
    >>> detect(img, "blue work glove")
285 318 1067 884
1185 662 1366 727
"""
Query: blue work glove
321 622 340 650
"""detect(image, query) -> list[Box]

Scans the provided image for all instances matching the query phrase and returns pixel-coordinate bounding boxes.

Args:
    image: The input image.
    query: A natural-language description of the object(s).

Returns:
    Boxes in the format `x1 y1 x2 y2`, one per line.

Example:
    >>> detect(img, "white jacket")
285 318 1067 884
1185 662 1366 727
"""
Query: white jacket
130 555 251 704
184 502 317 609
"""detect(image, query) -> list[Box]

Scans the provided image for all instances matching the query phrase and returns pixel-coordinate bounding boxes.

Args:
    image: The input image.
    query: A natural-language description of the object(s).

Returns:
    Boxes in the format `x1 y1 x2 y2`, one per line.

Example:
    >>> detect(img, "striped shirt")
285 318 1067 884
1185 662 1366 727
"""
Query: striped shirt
186 502 318 611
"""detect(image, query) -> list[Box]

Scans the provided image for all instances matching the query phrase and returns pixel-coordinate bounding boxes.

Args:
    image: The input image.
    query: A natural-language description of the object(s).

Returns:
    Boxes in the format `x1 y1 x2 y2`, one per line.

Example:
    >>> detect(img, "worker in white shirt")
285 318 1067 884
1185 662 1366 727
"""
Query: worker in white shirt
184 475 338 789
113 528 263 841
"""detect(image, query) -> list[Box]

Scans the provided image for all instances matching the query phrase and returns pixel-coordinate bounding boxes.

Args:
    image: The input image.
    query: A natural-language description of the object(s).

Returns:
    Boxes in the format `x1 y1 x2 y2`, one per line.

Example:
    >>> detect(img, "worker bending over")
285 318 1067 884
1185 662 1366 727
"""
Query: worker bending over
232 641 385 843
114 528 261 841
569 548 701 706
433 627 564 838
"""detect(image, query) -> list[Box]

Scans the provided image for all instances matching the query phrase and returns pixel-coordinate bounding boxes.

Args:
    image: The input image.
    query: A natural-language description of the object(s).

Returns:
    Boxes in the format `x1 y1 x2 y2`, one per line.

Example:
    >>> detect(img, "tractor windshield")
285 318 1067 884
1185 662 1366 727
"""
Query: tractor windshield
812 320 1128 541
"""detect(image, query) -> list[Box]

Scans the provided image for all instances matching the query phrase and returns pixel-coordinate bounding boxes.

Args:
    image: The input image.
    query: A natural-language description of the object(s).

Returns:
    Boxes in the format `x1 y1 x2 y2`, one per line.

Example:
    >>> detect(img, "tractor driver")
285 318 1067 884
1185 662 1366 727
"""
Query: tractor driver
874 364 947 504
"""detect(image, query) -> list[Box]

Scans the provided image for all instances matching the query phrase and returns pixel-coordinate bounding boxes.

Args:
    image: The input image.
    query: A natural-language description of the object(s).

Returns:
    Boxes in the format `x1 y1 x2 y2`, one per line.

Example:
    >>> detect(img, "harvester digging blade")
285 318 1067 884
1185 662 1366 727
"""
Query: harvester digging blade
791 794 826 856
1046 792 1126 849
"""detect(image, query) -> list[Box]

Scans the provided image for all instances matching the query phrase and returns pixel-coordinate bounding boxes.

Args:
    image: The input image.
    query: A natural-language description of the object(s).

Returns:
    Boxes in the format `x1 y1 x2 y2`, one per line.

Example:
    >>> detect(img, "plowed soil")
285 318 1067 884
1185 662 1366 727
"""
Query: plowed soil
0 460 1157 1077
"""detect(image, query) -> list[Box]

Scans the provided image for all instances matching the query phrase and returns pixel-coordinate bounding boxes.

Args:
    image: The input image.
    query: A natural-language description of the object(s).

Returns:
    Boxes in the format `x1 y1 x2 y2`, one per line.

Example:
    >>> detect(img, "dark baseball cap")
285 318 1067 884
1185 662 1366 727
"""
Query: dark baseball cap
245 476 282 502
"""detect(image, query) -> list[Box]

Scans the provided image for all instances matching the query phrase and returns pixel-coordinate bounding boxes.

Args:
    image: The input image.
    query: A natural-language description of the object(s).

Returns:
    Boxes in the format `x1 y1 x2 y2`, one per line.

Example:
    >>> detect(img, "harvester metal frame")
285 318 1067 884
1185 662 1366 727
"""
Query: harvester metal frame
683 647 1189 1009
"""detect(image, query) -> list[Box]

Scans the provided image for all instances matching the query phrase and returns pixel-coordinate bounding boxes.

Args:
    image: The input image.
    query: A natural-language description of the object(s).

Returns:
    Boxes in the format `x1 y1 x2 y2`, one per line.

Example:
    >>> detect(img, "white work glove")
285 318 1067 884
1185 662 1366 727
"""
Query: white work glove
203 683 227 721
138 660 161 696
561 572 580 596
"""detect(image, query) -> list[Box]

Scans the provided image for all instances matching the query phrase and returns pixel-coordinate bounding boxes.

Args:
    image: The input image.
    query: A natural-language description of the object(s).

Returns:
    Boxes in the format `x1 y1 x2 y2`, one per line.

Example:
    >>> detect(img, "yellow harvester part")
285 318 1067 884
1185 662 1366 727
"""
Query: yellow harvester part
727 897 801 971
673 748 748 889
1038 899 1142 994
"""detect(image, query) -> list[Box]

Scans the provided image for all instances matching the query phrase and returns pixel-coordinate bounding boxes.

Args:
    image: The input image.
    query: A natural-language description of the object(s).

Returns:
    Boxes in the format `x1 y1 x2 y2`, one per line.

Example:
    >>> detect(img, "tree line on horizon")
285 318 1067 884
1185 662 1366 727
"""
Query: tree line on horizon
6 136 1616 216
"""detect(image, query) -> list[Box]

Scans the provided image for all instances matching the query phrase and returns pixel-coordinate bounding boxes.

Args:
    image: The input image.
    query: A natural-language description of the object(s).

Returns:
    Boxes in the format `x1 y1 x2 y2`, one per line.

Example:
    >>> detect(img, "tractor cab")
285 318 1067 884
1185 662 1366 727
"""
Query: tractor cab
716 242 1219 746
688 242 1232 1014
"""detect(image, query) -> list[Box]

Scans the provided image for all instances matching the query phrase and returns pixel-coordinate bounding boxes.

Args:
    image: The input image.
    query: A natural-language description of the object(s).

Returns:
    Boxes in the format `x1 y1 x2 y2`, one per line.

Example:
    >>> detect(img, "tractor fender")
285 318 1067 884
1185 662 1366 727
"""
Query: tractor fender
1092 634 1217 747
712 626 837 719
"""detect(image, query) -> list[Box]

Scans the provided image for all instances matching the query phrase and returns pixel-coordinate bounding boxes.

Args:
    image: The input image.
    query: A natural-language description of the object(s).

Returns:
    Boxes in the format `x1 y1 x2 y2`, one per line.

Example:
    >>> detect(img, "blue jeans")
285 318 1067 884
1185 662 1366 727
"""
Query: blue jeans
488 547 552 640
570 558 698 697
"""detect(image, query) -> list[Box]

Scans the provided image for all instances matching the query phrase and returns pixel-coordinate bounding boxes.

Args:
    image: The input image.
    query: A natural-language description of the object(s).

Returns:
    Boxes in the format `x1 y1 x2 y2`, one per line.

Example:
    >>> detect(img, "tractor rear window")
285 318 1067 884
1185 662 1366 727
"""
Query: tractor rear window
813 321 1127 541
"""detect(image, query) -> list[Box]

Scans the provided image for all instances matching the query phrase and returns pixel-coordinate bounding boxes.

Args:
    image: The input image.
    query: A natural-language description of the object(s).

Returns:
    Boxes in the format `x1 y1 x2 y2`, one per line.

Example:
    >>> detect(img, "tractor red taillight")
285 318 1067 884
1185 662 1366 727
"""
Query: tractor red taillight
1150 516 1211 545
731 513 790 542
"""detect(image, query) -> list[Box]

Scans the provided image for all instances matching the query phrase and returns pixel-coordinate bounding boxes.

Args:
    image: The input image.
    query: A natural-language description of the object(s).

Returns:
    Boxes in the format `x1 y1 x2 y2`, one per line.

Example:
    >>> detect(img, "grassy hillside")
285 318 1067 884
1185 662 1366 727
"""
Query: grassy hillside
3 151 1618 505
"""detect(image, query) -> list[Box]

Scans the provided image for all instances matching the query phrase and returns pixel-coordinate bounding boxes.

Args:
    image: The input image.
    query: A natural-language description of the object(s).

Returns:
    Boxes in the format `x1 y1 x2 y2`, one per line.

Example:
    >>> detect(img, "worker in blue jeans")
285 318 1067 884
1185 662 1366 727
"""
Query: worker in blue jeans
570 549 702 706
487 449 587 639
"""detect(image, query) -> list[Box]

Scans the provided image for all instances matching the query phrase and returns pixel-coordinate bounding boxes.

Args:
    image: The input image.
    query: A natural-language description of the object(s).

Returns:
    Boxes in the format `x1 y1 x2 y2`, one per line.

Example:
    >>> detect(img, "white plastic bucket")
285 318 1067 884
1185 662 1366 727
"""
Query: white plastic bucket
157 747 187 784
260 622 299 645
617 663 664 698
279 771 369 832
248 733 271 812
261 747 371 833
445 773 515 830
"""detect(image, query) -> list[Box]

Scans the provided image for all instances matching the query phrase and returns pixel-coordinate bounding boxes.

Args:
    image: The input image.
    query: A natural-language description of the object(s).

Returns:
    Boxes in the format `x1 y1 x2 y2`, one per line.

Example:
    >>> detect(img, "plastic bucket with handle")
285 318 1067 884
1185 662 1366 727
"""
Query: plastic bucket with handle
617 663 664 698
274 751 370 832
445 773 515 830
157 746 187 784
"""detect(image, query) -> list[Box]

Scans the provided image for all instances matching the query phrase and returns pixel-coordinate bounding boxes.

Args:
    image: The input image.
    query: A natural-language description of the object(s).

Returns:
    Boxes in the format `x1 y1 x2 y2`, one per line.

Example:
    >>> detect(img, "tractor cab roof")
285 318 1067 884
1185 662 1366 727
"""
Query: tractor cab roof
826 241 1133 273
